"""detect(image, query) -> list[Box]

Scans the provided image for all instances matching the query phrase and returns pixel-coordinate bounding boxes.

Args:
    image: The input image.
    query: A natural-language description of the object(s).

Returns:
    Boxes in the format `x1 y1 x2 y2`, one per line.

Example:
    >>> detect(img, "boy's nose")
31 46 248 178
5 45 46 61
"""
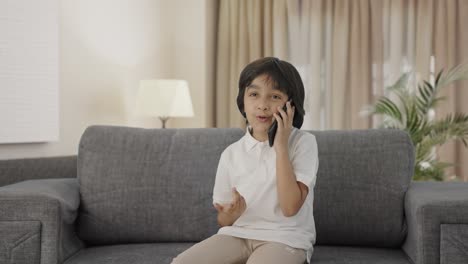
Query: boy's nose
257 100 270 111
257 105 269 111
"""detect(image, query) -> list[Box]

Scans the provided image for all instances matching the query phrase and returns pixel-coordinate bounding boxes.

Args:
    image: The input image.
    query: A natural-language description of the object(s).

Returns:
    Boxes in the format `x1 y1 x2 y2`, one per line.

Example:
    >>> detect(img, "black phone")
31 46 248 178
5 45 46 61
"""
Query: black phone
268 103 292 147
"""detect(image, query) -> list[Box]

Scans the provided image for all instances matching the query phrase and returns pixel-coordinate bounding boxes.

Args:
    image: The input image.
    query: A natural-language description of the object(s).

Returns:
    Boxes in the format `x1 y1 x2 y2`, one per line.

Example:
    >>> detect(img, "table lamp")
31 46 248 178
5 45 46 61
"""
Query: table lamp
135 79 194 128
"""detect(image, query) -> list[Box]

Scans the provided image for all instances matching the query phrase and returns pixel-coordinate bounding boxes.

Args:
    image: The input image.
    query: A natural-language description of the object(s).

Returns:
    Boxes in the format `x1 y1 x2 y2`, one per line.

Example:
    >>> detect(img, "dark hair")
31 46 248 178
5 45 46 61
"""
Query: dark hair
237 57 305 128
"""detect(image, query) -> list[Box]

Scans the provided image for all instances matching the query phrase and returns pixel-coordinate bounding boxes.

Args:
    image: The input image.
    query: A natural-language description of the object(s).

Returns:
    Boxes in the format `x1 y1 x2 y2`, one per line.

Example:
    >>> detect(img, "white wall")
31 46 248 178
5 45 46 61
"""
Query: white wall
0 0 216 159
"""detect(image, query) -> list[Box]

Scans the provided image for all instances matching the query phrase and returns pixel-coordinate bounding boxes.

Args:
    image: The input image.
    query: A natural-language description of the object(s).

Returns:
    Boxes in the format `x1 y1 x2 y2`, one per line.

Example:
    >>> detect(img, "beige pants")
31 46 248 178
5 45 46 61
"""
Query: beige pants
171 234 306 264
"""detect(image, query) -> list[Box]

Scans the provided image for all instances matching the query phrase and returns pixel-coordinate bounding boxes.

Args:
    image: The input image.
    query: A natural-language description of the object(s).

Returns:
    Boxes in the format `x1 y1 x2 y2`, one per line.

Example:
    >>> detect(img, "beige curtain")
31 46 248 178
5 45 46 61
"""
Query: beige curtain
215 0 289 129
288 0 373 131
433 0 468 181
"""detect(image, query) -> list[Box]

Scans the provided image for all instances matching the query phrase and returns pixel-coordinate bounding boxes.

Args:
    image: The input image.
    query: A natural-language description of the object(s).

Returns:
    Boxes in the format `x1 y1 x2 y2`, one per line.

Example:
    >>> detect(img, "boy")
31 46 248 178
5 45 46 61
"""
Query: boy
172 57 319 264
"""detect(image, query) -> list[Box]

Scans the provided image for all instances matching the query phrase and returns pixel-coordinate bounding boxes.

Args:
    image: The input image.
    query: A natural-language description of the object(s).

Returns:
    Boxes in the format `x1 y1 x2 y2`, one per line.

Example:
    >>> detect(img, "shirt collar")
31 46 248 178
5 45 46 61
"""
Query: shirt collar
243 125 298 152
244 125 270 152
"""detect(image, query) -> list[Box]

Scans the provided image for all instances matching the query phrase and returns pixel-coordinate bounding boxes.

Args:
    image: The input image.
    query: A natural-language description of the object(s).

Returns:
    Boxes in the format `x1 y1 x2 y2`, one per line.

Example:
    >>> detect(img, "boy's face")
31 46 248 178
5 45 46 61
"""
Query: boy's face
243 74 289 139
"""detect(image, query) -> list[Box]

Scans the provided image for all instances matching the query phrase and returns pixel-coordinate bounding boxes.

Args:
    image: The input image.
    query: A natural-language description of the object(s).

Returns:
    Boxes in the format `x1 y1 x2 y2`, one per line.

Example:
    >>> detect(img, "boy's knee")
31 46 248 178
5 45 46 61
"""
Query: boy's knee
170 256 182 264
171 253 192 264
171 256 200 264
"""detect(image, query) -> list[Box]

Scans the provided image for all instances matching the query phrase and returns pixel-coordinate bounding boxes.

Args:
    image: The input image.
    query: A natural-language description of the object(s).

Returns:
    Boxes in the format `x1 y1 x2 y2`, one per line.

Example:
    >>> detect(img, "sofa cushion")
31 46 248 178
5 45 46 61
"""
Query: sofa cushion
63 244 412 264
310 246 412 264
312 129 414 247
77 125 244 245
63 243 193 264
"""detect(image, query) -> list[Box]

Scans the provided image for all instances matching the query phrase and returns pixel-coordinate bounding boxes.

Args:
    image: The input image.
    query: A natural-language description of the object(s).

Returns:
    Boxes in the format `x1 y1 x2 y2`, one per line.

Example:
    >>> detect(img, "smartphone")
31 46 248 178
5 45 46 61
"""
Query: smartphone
268 103 292 147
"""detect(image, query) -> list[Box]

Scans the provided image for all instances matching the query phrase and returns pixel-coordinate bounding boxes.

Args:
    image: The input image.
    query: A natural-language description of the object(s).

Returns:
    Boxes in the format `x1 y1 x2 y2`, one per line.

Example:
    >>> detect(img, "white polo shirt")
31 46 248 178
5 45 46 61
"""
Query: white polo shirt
213 125 319 263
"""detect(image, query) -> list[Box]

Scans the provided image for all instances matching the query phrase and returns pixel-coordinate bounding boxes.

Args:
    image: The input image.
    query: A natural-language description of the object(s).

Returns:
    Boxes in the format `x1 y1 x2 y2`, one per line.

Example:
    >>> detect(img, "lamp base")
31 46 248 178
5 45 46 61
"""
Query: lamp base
159 116 169 128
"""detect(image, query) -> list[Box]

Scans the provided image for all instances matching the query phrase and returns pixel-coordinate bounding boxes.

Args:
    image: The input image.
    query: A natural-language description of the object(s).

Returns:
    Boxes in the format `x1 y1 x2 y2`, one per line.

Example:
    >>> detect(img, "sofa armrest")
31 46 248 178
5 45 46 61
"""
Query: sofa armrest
0 178 84 264
403 181 468 264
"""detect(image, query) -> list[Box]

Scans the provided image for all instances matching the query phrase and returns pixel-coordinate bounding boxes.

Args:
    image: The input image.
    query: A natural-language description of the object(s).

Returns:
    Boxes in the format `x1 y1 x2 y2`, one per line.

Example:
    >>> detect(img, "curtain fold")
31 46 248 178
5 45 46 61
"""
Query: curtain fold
348 0 372 129
433 0 468 181
215 0 288 129
290 0 373 130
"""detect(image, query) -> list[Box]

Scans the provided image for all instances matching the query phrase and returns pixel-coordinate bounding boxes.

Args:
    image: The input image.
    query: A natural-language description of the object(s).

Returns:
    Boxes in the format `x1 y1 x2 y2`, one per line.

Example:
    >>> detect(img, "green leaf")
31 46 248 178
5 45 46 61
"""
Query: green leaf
435 69 443 86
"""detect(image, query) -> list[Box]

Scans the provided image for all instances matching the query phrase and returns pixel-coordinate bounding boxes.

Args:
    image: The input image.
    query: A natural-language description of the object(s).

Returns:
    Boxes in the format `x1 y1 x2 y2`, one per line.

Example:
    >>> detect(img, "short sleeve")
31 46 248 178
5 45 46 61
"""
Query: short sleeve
291 133 319 190
212 150 232 205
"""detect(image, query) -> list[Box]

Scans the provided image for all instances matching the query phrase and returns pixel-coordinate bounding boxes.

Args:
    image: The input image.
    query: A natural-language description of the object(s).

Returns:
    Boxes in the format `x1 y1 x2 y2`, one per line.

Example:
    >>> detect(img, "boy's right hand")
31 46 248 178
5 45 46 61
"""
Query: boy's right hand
214 187 246 226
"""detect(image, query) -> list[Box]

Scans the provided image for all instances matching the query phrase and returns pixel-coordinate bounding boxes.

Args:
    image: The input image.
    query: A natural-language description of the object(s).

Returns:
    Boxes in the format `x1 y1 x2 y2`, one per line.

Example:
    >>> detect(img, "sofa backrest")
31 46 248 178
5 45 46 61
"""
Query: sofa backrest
0 156 77 187
77 125 414 247
77 125 243 245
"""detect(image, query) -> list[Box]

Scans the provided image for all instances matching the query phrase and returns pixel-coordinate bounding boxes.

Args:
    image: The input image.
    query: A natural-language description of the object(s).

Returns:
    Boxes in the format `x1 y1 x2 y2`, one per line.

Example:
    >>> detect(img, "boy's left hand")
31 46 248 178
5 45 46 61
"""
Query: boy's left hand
273 100 295 153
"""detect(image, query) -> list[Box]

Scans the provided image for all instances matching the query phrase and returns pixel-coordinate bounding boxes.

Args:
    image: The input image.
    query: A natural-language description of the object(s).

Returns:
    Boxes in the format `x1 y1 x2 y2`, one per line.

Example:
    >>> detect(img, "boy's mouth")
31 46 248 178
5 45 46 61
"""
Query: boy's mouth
256 116 271 123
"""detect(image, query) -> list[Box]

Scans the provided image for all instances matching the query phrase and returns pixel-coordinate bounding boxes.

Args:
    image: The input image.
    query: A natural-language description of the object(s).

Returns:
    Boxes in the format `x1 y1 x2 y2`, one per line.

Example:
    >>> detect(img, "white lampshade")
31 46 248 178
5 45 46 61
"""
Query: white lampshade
135 79 194 118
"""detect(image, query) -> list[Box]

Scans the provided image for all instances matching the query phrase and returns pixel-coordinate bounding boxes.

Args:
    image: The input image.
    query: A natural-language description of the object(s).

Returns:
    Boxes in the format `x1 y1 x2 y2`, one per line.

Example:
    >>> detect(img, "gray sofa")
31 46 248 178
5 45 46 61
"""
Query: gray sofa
1 125 467 264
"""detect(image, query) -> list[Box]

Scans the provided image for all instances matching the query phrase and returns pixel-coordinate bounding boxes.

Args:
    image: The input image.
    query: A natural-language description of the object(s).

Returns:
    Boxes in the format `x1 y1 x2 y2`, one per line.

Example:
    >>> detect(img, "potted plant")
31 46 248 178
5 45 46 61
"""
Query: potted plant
363 64 468 181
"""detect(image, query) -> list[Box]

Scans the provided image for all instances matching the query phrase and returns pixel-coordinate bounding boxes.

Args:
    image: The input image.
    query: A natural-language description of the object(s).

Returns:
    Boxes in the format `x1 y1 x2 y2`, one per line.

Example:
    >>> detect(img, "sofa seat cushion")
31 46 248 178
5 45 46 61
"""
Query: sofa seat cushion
311 246 412 264
63 243 193 264
64 244 412 264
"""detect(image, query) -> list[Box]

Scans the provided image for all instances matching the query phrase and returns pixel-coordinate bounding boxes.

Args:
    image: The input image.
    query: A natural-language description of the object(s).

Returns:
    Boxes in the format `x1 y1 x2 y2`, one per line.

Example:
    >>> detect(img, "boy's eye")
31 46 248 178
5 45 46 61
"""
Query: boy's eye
249 92 257 97
273 95 282 100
